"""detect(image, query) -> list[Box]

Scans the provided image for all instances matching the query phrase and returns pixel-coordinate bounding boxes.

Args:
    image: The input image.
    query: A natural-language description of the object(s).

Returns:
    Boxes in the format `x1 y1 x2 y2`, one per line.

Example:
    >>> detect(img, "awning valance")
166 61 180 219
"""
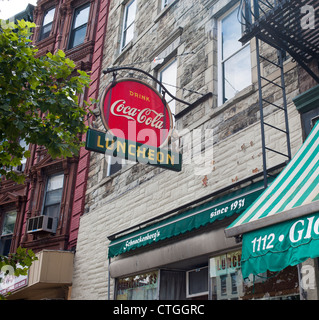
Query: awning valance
225 121 319 278
108 180 267 258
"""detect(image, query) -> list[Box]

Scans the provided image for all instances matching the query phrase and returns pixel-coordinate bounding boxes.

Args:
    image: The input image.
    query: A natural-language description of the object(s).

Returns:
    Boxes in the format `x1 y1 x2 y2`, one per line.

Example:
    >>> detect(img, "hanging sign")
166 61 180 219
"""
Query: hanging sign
87 78 182 172
100 78 173 148
85 128 182 172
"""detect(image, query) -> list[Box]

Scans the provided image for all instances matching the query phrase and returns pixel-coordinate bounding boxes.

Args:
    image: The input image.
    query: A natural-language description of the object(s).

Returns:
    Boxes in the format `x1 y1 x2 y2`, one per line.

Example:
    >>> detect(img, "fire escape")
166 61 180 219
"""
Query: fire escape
239 0 319 188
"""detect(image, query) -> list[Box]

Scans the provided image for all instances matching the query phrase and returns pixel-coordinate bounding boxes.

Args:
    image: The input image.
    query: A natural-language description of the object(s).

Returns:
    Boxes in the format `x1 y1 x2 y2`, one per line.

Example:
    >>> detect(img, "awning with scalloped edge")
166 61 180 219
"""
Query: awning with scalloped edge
225 121 319 278
108 179 267 258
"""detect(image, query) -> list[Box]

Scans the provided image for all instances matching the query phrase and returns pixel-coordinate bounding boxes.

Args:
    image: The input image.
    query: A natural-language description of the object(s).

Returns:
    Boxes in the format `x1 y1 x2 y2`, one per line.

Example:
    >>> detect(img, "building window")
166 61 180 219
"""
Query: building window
162 0 174 9
39 7 55 41
209 250 300 300
301 107 319 138
186 266 209 298
218 6 251 105
158 59 177 117
107 156 123 177
68 3 91 49
121 0 137 50
0 211 17 256
116 271 159 300
42 173 64 219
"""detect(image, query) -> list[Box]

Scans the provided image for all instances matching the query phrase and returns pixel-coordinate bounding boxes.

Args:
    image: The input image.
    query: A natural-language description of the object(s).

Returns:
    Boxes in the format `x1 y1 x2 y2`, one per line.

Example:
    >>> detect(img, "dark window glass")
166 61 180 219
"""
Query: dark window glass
68 4 90 49
42 174 64 219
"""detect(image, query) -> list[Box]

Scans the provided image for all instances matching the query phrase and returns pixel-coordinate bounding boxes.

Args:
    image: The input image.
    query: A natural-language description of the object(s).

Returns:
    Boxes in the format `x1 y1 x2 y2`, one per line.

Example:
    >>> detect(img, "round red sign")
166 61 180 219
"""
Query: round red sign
100 79 173 148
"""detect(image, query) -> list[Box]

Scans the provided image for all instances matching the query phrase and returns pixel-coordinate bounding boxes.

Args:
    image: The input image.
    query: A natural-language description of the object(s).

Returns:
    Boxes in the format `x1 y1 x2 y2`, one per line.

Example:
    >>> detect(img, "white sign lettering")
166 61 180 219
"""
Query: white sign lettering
110 100 165 129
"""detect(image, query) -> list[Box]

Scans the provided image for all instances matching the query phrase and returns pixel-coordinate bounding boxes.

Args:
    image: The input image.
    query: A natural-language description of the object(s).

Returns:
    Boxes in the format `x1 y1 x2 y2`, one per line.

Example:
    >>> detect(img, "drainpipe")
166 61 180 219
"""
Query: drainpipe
108 257 111 300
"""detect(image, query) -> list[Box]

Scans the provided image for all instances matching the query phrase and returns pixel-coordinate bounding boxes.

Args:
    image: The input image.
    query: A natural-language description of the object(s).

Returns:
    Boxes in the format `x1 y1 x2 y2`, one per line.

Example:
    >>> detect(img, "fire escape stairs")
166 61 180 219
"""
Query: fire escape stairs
238 0 319 188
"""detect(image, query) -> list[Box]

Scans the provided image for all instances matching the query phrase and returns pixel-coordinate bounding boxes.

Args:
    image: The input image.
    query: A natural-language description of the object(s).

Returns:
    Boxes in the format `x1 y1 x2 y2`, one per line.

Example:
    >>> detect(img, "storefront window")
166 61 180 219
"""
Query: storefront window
116 270 159 300
209 250 300 300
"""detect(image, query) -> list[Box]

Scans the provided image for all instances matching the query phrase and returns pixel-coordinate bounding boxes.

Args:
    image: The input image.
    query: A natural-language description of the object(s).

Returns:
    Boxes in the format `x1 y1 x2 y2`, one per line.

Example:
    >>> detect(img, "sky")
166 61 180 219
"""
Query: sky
0 0 37 19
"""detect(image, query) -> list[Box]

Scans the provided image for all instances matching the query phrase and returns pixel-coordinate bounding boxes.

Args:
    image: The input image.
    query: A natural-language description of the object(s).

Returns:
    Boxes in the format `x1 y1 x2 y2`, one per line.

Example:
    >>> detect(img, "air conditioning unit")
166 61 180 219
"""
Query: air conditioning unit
186 266 209 298
27 215 57 234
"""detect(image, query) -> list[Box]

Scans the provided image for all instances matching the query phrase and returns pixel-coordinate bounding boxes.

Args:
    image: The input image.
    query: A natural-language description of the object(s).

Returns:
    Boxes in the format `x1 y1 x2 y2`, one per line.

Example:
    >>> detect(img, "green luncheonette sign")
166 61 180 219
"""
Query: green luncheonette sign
85 128 182 172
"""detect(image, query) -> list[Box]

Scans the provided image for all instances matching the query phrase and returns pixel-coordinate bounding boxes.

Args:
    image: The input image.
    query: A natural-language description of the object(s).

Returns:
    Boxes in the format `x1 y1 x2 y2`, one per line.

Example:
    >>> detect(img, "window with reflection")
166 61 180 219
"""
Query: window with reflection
39 7 55 41
158 59 177 117
210 250 300 300
68 3 90 49
218 6 251 104
116 271 159 300
42 173 64 219
121 0 136 50
0 211 17 256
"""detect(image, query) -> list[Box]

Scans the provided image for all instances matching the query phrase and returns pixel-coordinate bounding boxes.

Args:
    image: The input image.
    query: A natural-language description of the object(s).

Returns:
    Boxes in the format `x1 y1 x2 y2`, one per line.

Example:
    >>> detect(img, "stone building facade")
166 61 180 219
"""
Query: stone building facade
70 0 314 300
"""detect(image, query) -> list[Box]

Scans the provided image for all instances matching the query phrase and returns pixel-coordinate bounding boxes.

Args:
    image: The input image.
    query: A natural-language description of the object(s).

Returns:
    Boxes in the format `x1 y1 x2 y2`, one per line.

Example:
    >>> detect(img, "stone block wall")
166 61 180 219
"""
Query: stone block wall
71 0 303 299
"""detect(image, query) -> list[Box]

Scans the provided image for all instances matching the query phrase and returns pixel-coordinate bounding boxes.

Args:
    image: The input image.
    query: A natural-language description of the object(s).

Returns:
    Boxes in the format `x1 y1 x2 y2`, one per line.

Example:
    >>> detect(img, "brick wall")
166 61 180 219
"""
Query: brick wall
68 0 111 250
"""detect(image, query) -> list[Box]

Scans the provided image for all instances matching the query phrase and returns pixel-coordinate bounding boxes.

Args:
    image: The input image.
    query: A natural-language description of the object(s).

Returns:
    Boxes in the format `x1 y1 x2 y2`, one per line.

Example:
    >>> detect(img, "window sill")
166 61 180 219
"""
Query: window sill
217 84 256 111
113 41 133 66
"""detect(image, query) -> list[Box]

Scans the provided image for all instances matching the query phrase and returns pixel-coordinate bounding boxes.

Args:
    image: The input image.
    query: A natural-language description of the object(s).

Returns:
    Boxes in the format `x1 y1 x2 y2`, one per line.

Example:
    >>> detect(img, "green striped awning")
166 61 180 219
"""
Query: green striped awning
225 121 319 278
108 179 268 258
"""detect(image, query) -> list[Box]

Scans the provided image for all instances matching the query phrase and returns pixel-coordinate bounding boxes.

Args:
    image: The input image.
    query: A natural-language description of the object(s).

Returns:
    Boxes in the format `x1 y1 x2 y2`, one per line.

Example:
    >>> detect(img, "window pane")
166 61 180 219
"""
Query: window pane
116 271 159 300
0 237 12 256
71 25 88 48
74 5 90 29
160 60 177 114
1 212 17 235
188 267 208 295
123 24 134 47
43 204 61 218
122 0 136 49
222 7 242 60
126 0 136 27
223 45 251 102
44 189 63 206
47 174 64 191
43 8 55 26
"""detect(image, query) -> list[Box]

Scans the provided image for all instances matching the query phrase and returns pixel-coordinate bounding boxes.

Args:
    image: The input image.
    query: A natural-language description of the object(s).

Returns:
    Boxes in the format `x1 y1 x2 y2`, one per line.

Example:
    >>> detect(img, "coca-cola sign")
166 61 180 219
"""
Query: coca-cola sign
100 79 173 148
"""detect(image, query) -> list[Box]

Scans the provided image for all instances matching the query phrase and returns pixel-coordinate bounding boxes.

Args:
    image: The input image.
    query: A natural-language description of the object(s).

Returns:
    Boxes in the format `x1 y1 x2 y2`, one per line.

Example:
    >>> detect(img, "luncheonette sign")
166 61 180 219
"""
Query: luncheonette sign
85 128 182 172
100 79 173 148
88 78 182 172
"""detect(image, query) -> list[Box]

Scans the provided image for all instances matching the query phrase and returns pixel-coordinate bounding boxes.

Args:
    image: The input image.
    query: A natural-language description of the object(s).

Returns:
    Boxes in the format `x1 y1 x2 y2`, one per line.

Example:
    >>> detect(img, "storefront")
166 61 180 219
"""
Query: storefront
108 119 319 300
225 121 319 300
107 176 302 300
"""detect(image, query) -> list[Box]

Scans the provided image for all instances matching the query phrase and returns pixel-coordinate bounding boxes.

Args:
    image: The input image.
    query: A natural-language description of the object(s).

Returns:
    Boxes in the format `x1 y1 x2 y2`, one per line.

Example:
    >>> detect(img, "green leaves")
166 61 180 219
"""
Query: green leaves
0 246 38 299
0 19 95 183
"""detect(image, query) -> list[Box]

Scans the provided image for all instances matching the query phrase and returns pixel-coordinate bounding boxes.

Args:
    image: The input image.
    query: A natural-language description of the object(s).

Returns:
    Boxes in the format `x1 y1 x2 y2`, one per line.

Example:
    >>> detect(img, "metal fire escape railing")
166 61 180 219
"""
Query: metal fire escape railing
238 0 319 188
239 0 319 82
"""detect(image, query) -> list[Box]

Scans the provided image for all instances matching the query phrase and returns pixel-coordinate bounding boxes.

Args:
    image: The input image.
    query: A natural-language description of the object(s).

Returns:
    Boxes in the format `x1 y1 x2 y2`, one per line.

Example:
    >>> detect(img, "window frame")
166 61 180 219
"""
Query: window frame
68 3 91 50
38 7 56 41
0 211 17 256
107 155 123 177
186 266 209 298
161 0 173 9
217 5 251 106
41 173 64 219
157 58 178 117
121 0 137 51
